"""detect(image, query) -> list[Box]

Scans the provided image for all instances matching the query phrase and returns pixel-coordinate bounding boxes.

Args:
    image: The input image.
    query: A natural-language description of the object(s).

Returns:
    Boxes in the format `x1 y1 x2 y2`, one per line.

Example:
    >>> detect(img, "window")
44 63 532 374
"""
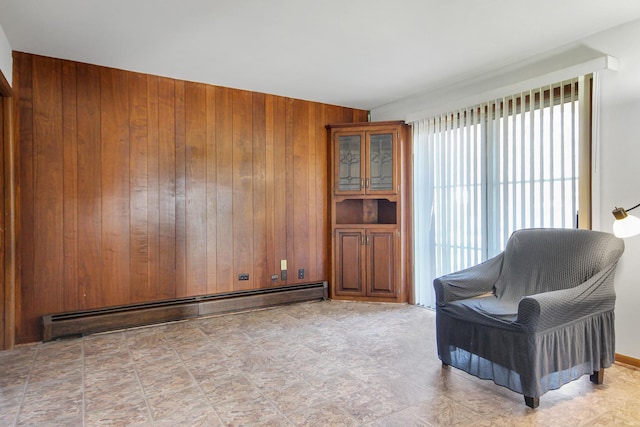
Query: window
413 77 591 308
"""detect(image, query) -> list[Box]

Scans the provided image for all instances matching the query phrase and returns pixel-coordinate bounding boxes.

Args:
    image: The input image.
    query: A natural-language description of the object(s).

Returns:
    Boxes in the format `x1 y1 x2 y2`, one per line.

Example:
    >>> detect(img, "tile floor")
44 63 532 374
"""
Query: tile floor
1 300 640 426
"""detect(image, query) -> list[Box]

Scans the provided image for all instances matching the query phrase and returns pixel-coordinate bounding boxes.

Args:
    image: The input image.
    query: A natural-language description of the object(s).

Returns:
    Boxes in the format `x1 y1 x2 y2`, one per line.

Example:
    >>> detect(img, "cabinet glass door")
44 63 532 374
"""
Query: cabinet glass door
337 134 362 192
368 133 394 192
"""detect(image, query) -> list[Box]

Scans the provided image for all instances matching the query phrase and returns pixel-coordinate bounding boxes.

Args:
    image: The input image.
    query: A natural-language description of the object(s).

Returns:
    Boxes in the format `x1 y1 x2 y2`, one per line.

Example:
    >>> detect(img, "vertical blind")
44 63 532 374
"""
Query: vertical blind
413 78 582 308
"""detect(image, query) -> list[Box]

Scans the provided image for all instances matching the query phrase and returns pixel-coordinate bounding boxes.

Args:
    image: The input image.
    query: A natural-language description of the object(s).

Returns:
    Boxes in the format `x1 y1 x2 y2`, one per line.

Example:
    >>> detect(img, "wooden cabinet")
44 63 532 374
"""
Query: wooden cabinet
334 127 399 196
329 121 411 303
335 229 365 296
334 228 397 298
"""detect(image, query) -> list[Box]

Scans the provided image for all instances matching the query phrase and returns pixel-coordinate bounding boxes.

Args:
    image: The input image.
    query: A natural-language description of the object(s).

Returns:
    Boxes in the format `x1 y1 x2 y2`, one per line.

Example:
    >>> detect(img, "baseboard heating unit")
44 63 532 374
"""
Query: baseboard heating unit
42 281 328 342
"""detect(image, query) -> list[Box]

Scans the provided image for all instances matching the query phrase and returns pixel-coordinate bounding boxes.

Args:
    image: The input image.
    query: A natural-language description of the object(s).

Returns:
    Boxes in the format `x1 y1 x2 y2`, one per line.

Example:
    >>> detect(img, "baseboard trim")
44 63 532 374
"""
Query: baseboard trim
42 282 328 342
615 353 640 368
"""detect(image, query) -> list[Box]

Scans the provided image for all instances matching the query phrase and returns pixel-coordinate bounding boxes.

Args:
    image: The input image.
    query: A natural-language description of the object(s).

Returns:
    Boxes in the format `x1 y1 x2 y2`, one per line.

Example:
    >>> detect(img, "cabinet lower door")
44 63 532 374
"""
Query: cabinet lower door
335 230 365 296
366 230 397 297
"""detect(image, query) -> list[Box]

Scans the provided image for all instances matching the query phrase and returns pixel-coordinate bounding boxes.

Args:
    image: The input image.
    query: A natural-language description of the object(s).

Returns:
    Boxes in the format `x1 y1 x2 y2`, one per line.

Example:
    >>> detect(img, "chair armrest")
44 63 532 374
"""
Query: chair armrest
434 253 504 306
516 262 619 332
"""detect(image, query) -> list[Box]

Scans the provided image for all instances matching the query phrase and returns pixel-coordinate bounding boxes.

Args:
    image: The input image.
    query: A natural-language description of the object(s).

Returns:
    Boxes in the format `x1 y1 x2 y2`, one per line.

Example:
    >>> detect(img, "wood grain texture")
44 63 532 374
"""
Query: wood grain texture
616 353 640 368
129 72 149 303
16 53 34 342
0 79 5 348
12 52 367 343
145 76 160 302
215 86 233 294
62 61 78 311
33 55 64 329
292 100 310 283
205 85 217 295
252 93 267 288
174 80 186 297
157 77 177 300
100 66 131 307
76 63 103 309
232 90 253 291
284 99 294 286
1 67 15 350
271 96 287 284
184 82 207 296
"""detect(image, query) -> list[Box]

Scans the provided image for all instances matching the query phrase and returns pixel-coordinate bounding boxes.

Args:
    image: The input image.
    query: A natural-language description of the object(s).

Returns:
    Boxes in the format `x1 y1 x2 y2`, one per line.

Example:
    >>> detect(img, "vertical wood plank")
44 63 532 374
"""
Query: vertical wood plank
62 61 78 311
184 82 207 296
76 63 103 310
273 96 288 284
100 67 130 307
291 99 310 283
232 90 253 291
264 95 276 285
129 72 149 303
33 55 64 336
174 81 186 297
146 76 160 301
252 93 267 287
15 53 34 342
273 96 288 285
326 105 345 125
0 80 5 347
284 98 294 285
205 86 217 294
157 77 176 299
306 102 318 281
314 104 328 280
353 109 368 122
1 77 16 350
216 87 233 293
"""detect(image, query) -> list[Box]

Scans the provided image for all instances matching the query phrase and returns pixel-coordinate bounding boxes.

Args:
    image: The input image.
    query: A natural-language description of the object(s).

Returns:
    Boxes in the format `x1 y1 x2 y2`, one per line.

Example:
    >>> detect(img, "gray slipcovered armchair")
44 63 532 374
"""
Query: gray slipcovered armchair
434 228 624 408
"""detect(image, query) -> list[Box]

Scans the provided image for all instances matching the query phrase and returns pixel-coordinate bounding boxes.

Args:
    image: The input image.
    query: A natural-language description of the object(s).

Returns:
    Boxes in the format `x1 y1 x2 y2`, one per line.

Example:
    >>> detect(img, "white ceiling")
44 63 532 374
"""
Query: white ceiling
2 0 640 110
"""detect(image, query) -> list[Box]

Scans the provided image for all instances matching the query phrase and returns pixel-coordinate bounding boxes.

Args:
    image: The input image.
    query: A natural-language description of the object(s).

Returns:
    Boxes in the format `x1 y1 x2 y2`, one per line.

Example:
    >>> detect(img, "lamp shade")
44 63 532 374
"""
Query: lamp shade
612 213 640 238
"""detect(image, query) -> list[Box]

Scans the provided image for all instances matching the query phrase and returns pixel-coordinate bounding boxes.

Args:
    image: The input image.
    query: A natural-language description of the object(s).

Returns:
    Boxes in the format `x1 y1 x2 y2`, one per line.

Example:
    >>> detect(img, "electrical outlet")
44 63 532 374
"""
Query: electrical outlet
281 270 287 281
271 274 279 282
238 274 249 281
298 269 304 279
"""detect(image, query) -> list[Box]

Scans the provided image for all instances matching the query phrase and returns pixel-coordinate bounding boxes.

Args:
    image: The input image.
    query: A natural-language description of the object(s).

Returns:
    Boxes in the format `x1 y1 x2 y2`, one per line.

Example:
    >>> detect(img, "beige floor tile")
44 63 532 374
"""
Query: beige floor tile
213 393 280 426
145 384 221 425
85 380 144 411
84 393 151 426
22 374 83 405
286 400 359 427
262 379 329 414
197 368 262 406
135 361 196 396
364 407 431 427
16 394 83 426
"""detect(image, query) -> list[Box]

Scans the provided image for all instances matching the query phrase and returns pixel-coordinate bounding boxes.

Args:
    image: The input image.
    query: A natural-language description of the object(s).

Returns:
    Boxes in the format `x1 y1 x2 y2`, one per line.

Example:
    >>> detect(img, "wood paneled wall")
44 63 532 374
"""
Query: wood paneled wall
13 52 367 343
0 74 6 348
1 66 16 350
0 78 5 348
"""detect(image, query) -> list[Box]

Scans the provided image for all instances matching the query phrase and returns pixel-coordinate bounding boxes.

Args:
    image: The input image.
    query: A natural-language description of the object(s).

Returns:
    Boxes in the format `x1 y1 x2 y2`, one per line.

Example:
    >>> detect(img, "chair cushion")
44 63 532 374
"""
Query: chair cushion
441 295 522 331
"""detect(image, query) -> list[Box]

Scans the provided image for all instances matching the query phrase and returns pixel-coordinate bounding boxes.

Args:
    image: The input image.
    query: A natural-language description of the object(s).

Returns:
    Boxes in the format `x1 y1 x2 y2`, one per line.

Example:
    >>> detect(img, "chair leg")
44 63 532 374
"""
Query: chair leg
524 396 539 409
590 369 604 385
